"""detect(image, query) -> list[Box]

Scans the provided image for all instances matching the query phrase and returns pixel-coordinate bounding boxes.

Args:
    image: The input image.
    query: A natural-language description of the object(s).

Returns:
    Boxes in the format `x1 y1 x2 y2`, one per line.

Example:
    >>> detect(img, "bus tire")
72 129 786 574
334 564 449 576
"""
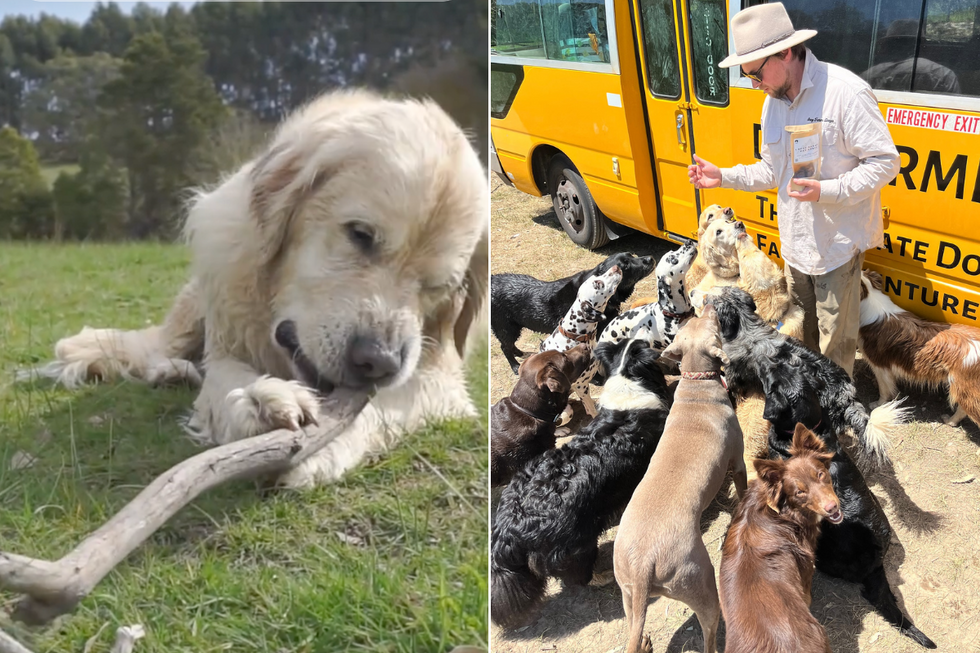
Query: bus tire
547 156 609 250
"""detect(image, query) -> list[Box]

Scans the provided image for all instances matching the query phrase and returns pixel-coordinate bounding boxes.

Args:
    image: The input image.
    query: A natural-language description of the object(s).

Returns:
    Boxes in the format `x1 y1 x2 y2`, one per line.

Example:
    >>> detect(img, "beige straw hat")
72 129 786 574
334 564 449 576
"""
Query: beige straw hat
718 3 817 69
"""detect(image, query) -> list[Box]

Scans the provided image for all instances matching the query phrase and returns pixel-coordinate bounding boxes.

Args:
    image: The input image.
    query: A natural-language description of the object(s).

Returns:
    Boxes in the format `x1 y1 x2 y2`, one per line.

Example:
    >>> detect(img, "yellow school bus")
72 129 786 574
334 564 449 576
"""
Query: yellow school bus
490 0 980 326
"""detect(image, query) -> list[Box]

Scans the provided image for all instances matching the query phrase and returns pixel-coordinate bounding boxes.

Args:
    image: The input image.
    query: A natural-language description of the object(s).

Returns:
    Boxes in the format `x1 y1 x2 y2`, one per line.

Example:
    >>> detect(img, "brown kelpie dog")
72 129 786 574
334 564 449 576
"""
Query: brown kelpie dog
720 424 843 653
614 304 747 653
490 344 591 486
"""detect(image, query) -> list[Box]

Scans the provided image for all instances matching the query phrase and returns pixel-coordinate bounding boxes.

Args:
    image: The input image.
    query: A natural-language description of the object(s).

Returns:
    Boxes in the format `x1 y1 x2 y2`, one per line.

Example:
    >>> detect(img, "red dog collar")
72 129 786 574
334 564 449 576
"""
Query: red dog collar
681 370 727 389
558 326 591 343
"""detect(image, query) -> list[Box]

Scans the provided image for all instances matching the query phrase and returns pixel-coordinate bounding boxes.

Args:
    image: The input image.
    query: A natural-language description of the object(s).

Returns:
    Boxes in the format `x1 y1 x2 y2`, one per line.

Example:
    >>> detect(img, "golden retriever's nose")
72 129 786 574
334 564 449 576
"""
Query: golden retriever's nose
348 336 402 385
723 207 734 219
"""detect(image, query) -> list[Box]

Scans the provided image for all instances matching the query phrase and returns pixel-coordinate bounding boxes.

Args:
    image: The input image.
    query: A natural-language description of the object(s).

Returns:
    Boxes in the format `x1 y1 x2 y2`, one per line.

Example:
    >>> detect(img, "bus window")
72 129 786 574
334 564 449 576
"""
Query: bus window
492 0 611 65
688 0 730 105
491 64 524 119
638 0 682 98
916 0 980 95
744 0 980 98
493 2 547 58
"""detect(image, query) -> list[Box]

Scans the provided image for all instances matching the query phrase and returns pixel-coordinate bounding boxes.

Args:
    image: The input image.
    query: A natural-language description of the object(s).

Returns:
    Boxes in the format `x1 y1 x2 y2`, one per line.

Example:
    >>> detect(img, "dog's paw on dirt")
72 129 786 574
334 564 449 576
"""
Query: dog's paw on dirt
227 375 320 435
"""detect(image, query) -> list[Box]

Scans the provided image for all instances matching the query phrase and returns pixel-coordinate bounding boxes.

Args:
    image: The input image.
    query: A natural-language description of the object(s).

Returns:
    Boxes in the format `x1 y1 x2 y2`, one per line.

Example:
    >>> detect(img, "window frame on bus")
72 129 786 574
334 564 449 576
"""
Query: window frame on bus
489 0 621 75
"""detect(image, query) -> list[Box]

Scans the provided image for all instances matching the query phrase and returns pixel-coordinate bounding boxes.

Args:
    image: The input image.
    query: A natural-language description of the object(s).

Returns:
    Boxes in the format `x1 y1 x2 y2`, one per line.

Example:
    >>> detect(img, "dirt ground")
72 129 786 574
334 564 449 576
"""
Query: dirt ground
489 181 980 653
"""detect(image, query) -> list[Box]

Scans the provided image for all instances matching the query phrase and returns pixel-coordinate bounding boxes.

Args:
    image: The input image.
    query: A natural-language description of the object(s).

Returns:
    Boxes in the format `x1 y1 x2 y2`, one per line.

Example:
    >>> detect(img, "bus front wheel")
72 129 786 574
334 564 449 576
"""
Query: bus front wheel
547 156 609 250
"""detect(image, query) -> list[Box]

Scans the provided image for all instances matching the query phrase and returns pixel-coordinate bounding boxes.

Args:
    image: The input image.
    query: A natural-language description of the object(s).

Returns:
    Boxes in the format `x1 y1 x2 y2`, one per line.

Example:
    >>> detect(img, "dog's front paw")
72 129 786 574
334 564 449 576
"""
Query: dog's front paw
640 634 654 653
227 376 319 435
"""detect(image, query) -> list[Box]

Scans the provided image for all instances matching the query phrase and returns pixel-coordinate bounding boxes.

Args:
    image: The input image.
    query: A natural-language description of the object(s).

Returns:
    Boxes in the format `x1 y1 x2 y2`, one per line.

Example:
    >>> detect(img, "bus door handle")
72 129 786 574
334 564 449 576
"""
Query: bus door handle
675 113 686 148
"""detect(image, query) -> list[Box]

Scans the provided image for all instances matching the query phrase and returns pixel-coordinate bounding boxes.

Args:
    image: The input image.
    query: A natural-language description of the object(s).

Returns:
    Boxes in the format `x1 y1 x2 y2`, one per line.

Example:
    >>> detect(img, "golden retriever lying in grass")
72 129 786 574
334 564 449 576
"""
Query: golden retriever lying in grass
27 90 488 488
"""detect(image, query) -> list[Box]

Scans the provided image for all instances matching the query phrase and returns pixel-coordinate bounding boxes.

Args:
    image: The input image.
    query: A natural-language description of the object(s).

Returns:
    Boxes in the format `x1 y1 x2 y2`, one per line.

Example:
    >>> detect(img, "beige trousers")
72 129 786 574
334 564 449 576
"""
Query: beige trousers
786 252 865 378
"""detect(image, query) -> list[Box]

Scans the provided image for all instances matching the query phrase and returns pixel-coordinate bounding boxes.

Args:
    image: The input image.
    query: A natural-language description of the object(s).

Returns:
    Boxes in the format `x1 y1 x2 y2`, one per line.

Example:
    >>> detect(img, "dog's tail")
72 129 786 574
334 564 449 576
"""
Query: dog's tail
490 561 545 629
856 398 911 468
16 281 204 388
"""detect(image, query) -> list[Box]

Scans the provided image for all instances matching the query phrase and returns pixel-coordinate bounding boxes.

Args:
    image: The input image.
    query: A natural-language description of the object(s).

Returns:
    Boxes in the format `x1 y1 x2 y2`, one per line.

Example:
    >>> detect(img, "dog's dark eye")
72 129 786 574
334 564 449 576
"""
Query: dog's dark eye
345 221 377 253
715 228 722 236
796 490 806 497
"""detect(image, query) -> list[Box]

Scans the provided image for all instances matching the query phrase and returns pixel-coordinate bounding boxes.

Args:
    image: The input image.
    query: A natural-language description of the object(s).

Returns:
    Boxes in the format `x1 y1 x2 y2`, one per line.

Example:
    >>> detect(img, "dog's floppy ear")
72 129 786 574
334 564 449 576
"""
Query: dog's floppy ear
453 222 489 357
754 458 785 513
592 341 618 377
708 346 730 366
661 339 684 363
579 300 602 323
536 366 570 395
762 387 788 422
563 342 593 374
249 142 333 266
712 297 741 342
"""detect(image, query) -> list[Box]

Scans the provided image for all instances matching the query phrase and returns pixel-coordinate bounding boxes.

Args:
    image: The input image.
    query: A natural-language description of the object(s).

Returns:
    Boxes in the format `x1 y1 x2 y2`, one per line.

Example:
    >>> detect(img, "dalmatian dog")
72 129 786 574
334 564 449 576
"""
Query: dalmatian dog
599 242 698 351
540 264 623 424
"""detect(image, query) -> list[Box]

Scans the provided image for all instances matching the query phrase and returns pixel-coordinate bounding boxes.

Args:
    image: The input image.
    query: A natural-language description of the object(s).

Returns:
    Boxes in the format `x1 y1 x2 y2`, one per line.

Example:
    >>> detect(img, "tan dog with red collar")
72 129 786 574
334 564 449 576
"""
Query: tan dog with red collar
614 304 747 653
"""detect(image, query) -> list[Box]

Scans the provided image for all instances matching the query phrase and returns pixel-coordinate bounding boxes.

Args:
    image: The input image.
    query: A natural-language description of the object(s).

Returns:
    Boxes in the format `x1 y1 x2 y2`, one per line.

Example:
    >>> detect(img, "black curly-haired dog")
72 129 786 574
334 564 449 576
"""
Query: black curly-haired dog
491 252 655 374
490 338 670 629
703 286 904 468
705 287 935 649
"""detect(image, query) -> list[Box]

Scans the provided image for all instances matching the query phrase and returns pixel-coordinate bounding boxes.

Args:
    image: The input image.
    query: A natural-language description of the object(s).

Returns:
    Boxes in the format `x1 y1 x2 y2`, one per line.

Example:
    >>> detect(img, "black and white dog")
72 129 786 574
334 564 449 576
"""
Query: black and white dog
539 265 622 422
491 252 655 373
704 287 935 649
704 286 906 468
490 339 670 629
599 243 697 351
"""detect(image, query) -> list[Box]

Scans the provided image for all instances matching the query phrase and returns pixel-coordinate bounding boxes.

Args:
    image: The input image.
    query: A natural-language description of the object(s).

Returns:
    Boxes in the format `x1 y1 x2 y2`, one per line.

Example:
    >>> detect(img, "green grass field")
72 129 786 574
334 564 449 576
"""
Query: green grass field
0 242 488 653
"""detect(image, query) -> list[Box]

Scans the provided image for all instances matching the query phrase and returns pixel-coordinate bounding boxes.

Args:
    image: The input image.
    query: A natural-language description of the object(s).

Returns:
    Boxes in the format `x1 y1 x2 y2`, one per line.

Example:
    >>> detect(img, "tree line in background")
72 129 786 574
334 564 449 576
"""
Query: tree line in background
0 0 487 240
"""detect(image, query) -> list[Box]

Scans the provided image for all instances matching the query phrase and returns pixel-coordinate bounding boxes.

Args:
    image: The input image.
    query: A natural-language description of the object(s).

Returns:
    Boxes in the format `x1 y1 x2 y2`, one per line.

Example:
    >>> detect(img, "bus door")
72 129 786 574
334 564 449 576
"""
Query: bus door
631 0 702 238
634 0 773 244
678 0 777 250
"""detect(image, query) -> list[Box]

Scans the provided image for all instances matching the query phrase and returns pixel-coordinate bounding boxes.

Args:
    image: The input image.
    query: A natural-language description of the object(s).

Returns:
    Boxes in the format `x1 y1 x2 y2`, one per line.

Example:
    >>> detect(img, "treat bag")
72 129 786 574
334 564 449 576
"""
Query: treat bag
785 123 822 192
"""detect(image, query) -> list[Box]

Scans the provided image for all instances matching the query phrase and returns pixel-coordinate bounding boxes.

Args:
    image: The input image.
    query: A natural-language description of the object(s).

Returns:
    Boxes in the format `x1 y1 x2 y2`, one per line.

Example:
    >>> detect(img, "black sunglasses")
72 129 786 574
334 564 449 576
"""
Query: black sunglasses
741 54 773 82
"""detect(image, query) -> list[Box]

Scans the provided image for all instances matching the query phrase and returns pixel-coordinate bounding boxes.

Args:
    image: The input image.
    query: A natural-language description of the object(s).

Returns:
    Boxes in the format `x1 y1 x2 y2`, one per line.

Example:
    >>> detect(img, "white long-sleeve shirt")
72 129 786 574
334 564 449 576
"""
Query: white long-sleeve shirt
720 49 900 275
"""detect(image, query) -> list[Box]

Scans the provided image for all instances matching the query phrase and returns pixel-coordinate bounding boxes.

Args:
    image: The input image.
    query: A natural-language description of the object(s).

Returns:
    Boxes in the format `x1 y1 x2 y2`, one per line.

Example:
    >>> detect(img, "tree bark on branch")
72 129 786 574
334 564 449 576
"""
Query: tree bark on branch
0 388 368 626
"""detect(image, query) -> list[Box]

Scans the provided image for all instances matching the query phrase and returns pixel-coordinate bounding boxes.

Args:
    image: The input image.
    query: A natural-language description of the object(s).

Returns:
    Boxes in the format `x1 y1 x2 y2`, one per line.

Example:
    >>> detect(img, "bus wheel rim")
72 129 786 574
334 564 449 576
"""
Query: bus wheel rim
556 178 585 234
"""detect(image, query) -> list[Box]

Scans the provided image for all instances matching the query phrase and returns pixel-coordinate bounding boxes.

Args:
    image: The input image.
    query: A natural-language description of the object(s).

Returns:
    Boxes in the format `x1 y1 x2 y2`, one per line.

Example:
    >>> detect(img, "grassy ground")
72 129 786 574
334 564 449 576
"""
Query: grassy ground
0 242 488 653
490 182 980 653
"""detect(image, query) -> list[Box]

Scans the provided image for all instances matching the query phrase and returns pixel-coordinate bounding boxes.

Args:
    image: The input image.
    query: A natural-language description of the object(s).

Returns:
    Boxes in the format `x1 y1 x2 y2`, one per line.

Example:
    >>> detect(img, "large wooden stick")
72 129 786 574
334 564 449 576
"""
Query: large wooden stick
0 389 368 625
0 629 34 653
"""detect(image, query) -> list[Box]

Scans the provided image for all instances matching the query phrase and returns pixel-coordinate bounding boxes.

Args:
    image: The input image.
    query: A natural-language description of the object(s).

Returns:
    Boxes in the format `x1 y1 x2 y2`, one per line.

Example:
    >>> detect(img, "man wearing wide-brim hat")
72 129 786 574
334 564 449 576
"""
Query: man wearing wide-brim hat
688 2 899 378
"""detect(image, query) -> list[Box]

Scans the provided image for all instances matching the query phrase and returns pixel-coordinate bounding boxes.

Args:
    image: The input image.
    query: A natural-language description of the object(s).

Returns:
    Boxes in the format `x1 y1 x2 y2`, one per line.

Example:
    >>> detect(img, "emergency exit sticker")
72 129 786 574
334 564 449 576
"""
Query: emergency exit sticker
886 107 980 134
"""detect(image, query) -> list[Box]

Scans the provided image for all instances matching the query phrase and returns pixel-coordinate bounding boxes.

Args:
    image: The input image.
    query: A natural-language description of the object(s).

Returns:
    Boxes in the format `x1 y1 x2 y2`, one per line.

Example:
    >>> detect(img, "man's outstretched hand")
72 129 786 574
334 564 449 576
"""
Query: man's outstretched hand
688 154 722 189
